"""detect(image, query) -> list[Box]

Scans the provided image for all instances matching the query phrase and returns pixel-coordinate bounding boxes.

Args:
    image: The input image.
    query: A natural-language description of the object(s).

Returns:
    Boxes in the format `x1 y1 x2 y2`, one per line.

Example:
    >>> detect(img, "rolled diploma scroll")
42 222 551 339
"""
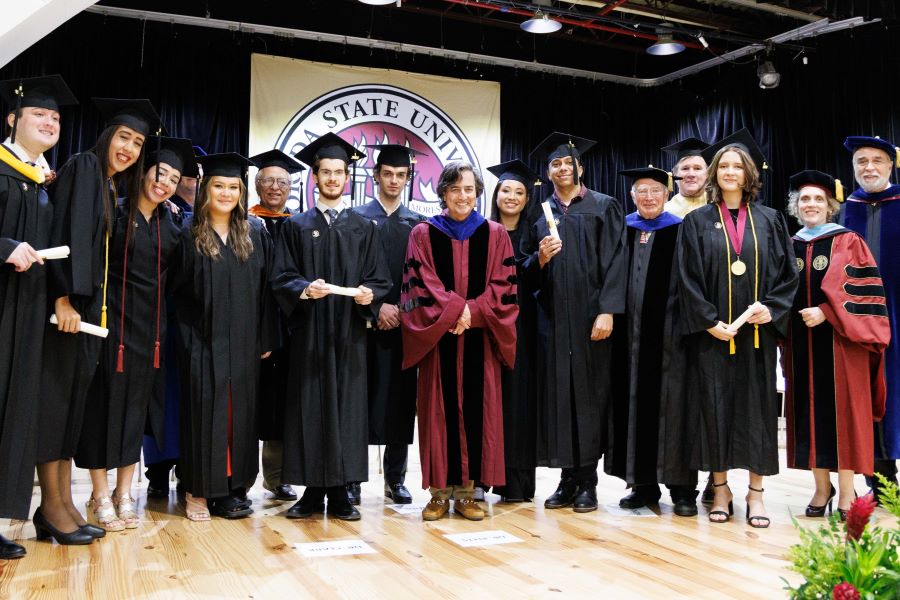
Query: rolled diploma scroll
37 246 70 260
49 314 110 338
541 202 561 241
727 301 763 333
324 283 362 297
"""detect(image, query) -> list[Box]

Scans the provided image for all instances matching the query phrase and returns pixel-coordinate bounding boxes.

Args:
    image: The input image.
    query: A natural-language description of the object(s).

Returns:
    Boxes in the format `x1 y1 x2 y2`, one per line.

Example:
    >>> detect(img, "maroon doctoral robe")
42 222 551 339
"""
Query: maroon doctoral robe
784 228 890 475
401 215 517 490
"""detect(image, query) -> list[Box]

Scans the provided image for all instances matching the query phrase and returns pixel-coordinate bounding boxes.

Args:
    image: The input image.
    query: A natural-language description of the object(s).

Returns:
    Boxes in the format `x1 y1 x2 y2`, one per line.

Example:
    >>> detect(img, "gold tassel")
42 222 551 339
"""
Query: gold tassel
667 172 673 192
835 179 844 203
100 306 107 328
754 324 759 349
895 147 900 168
729 338 736 355
762 161 769 171
100 230 110 328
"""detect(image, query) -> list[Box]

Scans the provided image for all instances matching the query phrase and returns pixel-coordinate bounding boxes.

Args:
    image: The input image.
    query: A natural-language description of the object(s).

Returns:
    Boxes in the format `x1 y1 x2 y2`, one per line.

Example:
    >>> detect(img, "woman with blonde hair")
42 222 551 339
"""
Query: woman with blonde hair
170 153 275 521
677 129 797 528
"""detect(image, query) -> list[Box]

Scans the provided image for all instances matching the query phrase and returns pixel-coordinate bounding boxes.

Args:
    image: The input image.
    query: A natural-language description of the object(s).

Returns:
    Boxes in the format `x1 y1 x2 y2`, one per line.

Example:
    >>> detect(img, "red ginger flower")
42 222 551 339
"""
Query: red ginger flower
832 582 860 600
845 493 877 541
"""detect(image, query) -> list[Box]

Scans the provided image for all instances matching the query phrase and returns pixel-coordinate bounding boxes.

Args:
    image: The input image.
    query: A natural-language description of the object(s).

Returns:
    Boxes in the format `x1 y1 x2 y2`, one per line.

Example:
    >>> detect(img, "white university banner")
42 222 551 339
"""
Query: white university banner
250 53 502 216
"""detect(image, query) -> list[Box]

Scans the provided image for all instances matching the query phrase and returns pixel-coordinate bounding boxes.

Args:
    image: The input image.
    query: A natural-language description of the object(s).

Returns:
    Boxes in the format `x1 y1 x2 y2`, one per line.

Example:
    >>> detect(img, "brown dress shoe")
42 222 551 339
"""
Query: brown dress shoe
422 498 450 521
454 498 485 521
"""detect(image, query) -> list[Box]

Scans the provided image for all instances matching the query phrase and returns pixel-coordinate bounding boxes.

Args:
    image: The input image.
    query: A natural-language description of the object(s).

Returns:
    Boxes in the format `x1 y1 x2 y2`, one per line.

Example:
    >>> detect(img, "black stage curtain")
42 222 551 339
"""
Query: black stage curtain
2 12 898 214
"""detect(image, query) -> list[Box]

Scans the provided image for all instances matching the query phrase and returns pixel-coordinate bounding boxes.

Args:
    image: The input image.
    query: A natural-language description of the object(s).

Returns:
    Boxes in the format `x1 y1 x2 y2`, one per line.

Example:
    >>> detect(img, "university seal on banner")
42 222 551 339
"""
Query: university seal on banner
274 84 483 215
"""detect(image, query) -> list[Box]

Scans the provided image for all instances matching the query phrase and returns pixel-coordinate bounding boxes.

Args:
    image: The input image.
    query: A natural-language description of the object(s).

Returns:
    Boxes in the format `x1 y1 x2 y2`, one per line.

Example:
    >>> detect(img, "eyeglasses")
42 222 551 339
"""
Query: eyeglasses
258 177 291 188
317 169 346 179
634 187 666 197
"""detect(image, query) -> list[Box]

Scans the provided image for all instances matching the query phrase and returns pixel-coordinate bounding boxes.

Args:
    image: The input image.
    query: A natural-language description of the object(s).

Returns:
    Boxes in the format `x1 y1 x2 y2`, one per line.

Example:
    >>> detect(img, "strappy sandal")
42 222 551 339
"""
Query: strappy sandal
708 481 733 523
185 493 211 522
746 485 770 529
112 491 140 529
86 495 126 532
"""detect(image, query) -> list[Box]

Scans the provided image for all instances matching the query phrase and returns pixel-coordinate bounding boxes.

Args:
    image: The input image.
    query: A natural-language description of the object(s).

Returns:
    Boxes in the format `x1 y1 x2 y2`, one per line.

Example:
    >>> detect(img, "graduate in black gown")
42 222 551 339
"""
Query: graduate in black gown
170 153 276 521
486 159 540 502
272 133 391 521
74 138 194 531
36 98 160 544
604 167 697 517
0 75 76 558
677 130 797 528
248 149 306 503
520 132 626 513
351 143 427 506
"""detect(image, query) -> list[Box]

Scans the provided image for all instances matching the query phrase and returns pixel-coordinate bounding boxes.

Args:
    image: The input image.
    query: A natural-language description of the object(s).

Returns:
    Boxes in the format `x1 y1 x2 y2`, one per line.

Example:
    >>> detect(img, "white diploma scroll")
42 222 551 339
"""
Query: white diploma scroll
541 202 561 241
37 246 70 260
324 283 362 297
49 314 110 338
727 301 763 333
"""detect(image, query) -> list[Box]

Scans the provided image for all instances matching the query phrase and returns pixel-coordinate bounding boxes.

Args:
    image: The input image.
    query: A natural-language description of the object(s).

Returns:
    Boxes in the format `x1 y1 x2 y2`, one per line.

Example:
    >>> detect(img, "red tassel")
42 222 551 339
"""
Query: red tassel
116 344 125 373
153 341 160 369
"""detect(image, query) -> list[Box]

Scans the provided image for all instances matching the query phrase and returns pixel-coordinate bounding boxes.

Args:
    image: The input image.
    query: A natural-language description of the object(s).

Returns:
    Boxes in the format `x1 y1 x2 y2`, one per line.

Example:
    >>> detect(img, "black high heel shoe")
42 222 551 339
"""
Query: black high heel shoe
805 484 836 517
33 508 94 545
836 489 858 522
746 486 770 529
708 480 734 523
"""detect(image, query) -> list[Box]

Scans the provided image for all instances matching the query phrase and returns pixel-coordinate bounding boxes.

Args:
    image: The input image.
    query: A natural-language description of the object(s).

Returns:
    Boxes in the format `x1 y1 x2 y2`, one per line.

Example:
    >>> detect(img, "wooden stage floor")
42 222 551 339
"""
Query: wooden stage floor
1 448 894 599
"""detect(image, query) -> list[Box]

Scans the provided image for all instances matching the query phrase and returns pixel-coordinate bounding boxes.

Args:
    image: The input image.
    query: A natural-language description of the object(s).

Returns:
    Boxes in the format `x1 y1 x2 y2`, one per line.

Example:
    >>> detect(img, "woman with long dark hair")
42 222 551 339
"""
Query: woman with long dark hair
486 159 540 502
677 129 797 528
34 99 159 544
73 138 194 530
170 153 275 521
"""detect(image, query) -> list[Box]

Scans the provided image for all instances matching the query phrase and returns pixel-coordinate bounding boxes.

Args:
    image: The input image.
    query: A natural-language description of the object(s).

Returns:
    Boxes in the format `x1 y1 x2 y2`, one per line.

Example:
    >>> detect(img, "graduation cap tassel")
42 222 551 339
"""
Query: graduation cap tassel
568 142 579 187
667 172 674 193
895 147 900 169
351 153 360 204
409 157 417 202
835 179 844 203
154 128 163 182
9 84 23 145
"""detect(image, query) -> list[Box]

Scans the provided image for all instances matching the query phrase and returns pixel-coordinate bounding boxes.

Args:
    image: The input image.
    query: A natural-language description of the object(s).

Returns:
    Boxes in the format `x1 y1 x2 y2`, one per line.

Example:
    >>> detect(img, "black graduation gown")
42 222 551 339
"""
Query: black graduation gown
170 218 276 498
605 220 689 485
0 154 51 519
255 210 295 442
37 152 111 463
493 224 539 499
352 200 426 446
677 203 798 476
74 205 181 469
520 188 626 469
271 208 391 488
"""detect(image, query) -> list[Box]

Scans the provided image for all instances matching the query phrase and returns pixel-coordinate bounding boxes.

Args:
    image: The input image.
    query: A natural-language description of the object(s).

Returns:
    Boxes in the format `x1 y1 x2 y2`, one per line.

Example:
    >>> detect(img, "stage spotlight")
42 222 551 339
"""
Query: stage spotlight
647 24 685 56
521 11 562 34
697 34 709 49
358 0 396 5
757 60 781 89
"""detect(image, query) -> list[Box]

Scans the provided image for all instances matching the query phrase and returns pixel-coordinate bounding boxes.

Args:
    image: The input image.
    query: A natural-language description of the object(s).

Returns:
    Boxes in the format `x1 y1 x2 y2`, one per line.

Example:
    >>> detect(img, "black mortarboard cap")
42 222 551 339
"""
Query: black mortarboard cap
92 98 164 138
661 137 707 162
0 74 78 145
0 74 78 112
487 159 541 187
294 132 365 167
529 131 597 163
145 136 199 178
843 136 900 167
701 128 768 173
250 149 306 174
367 144 427 168
789 169 844 202
619 166 681 192
196 152 253 179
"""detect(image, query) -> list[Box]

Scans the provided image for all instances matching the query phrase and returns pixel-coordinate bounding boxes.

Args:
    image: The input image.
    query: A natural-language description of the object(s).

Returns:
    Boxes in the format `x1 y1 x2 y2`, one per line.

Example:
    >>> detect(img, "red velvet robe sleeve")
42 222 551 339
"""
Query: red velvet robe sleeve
400 223 467 369
818 231 891 419
818 232 891 351
469 222 518 369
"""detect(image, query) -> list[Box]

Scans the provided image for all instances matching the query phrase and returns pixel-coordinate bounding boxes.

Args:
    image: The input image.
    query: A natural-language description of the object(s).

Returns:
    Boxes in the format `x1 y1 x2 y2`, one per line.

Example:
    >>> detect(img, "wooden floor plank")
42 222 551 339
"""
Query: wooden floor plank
2 448 895 599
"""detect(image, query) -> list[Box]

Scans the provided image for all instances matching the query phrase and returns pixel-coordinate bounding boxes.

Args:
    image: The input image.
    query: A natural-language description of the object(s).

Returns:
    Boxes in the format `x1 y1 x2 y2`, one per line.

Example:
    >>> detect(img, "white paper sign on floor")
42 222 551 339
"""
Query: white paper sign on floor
294 539 377 557
443 530 523 548
387 502 428 515
603 504 658 517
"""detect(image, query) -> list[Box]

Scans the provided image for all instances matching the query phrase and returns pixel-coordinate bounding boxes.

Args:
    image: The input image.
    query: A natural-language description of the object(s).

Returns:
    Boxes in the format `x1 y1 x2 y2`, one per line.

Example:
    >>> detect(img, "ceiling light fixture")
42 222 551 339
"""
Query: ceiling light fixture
521 10 562 34
358 0 396 5
646 23 685 55
757 60 781 88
